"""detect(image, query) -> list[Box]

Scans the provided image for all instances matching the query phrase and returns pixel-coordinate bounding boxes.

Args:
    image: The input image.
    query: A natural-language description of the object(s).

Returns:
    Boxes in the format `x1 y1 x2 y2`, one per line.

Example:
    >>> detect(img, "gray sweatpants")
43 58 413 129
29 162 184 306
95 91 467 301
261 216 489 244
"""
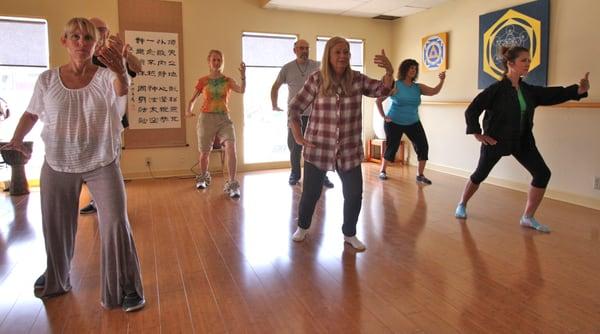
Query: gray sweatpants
36 159 143 308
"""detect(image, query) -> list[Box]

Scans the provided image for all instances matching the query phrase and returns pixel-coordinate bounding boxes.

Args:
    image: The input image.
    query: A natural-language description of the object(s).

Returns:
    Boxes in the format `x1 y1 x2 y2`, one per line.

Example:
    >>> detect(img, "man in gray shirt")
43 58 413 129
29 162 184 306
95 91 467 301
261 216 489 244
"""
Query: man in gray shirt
271 39 334 188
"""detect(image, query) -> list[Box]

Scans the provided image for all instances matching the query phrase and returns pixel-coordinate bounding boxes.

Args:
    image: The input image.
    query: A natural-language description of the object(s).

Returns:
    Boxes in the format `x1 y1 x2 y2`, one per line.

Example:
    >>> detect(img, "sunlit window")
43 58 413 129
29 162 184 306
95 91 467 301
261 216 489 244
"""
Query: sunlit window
242 32 297 164
0 17 49 185
316 36 364 73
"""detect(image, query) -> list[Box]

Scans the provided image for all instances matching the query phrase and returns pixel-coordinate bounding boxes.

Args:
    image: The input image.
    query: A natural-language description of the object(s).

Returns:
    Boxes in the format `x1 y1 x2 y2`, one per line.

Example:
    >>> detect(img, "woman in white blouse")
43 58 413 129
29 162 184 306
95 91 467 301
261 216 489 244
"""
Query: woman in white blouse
1 17 144 312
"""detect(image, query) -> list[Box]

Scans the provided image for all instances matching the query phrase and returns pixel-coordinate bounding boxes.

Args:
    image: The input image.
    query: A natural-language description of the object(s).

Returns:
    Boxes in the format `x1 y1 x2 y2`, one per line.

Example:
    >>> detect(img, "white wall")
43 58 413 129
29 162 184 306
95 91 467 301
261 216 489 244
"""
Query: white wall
2 0 598 208
391 0 600 208
0 0 393 178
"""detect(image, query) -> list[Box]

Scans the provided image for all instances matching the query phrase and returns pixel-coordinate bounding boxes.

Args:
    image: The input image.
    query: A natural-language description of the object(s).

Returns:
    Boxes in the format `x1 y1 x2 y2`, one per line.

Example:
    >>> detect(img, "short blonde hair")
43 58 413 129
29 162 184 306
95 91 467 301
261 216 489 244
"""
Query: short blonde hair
63 17 97 41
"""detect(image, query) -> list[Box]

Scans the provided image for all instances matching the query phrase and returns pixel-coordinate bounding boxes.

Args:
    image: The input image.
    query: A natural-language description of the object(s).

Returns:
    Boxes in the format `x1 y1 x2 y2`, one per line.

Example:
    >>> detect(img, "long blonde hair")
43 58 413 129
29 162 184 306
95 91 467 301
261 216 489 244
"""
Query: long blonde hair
319 36 354 97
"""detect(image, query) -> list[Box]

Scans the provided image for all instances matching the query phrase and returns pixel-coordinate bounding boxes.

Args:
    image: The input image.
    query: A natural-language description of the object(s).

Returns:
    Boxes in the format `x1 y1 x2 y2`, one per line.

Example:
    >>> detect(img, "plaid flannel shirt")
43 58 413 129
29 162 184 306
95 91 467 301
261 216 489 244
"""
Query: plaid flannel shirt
289 70 390 172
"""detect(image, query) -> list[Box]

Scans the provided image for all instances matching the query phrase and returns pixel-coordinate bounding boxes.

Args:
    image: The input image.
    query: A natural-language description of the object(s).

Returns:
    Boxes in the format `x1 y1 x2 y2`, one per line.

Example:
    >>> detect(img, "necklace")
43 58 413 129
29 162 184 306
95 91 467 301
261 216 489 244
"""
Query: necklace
295 60 309 77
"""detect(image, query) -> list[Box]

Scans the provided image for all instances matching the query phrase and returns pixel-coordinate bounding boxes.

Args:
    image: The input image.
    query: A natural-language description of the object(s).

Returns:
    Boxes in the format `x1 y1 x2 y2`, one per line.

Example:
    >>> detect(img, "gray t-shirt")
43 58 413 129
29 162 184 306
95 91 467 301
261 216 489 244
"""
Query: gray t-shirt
274 59 320 115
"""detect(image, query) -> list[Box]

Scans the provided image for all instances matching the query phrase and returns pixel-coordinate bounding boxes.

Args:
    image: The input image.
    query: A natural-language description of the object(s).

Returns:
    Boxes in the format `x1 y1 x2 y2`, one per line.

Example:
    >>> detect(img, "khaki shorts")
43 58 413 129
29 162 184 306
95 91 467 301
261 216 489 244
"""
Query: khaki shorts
197 112 235 152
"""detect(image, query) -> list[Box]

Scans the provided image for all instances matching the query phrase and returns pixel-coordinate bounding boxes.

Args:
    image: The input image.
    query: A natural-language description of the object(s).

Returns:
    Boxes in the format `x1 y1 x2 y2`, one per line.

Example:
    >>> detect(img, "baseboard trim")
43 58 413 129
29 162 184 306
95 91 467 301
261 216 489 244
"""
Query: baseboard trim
426 163 600 210
124 169 203 180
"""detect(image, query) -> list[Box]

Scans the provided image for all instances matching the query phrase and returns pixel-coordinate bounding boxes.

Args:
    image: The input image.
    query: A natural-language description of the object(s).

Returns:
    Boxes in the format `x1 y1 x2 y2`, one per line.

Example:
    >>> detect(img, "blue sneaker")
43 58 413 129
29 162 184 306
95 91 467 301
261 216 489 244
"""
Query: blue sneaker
455 203 467 219
520 216 550 233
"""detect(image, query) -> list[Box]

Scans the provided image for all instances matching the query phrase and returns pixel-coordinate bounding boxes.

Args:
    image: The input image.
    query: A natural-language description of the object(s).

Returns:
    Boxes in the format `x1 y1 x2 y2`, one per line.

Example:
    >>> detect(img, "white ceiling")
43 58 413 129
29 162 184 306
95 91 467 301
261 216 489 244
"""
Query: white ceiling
262 0 449 19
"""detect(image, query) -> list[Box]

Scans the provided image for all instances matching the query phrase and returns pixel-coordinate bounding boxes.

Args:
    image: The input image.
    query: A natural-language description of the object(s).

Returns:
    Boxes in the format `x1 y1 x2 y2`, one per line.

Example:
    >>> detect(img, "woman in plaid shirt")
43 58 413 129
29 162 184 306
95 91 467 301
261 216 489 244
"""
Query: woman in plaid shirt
288 36 394 250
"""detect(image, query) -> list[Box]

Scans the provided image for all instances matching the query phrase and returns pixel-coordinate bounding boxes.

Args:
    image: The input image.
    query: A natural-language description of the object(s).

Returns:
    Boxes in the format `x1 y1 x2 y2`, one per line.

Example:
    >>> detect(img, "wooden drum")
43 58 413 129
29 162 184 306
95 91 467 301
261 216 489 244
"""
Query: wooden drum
0 141 33 196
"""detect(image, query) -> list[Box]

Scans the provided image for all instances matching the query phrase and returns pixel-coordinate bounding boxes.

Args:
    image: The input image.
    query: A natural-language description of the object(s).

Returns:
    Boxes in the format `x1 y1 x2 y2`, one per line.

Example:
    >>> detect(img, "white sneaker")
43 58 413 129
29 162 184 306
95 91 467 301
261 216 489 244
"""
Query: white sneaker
196 172 211 189
344 236 366 251
292 227 308 242
224 180 241 198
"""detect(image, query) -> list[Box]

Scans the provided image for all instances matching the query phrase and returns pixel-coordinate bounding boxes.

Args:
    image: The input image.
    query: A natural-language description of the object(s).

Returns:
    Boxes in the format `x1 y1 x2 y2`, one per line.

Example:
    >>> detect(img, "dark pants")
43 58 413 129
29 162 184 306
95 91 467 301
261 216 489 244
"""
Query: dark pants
383 121 429 162
470 138 551 188
288 115 309 178
298 162 362 236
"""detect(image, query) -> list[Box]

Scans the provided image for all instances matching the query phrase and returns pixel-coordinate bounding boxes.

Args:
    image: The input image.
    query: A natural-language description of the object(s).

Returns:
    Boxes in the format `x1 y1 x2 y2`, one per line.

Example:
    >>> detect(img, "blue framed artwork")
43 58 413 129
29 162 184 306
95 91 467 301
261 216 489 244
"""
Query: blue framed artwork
422 32 448 72
478 0 549 88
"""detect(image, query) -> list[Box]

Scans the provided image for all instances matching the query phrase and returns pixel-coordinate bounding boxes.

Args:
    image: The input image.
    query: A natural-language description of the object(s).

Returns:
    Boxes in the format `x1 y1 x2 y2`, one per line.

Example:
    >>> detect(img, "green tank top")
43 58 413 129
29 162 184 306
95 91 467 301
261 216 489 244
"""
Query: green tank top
517 87 527 133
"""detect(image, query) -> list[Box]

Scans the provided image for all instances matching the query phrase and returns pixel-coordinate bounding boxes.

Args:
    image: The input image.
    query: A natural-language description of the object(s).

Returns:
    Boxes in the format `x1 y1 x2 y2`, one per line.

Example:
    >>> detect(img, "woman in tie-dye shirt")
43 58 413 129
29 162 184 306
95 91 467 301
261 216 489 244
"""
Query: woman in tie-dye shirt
187 49 246 198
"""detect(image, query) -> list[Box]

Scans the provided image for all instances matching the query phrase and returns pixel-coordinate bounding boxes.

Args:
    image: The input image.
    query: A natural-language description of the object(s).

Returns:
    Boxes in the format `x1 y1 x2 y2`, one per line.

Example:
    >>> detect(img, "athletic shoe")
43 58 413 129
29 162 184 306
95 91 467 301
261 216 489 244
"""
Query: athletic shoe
520 216 551 233
323 177 334 188
455 203 467 219
288 175 299 186
292 227 308 242
378 172 388 180
195 172 211 189
79 201 97 214
344 235 366 251
416 175 432 185
224 180 241 198
34 275 45 289
122 292 145 312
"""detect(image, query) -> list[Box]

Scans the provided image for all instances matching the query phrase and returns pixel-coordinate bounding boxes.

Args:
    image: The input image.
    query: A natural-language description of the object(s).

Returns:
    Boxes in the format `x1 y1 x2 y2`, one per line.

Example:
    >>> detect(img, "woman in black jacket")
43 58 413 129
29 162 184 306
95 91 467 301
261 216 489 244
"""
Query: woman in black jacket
455 46 590 232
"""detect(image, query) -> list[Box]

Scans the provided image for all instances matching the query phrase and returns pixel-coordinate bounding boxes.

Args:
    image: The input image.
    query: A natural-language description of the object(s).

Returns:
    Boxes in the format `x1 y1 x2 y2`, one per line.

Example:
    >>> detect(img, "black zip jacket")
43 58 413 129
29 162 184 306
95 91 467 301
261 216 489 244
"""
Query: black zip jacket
465 77 587 145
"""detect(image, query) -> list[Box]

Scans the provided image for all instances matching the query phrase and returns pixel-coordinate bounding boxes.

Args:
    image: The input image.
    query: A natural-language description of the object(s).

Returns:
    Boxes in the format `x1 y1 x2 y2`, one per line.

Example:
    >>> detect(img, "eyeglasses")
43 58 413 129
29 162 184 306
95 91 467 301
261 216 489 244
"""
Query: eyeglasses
66 33 95 42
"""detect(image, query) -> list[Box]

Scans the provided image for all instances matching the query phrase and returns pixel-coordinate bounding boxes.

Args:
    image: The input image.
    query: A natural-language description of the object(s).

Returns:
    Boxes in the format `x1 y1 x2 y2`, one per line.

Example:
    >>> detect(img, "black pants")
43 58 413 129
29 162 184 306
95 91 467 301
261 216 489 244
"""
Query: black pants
288 116 309 178
298 162 362 236
470 138 551 188
383 121 429 162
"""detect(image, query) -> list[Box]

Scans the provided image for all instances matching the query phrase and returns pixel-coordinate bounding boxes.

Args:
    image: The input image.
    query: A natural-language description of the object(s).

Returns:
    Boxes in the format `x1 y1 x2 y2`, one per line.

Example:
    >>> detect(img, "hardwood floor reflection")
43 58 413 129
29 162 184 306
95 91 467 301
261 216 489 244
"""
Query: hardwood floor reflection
0 163 599 333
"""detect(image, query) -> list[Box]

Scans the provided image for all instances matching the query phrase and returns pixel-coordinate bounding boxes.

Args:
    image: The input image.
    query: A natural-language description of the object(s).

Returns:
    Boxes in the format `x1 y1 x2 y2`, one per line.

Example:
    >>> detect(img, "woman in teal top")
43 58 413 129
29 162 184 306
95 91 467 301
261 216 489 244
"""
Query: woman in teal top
376 59 446 184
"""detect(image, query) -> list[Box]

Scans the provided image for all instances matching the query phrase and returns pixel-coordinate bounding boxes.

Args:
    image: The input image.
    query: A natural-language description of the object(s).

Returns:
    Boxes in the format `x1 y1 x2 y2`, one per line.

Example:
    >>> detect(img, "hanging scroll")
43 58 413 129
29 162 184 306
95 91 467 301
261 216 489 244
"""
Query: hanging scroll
125 31 181 129
119 0 186 148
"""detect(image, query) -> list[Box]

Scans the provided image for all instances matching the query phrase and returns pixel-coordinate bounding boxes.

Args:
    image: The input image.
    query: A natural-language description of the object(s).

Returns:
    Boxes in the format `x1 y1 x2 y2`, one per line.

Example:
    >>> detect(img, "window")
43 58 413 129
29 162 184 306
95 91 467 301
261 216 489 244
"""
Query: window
316 36 364 73
0 17 49 185
242 32 296 164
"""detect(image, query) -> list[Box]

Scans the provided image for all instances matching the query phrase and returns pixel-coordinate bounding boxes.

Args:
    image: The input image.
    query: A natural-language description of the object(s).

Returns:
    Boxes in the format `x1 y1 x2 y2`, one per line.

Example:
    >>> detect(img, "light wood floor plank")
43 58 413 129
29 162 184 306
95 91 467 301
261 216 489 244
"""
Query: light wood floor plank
0 163 599 333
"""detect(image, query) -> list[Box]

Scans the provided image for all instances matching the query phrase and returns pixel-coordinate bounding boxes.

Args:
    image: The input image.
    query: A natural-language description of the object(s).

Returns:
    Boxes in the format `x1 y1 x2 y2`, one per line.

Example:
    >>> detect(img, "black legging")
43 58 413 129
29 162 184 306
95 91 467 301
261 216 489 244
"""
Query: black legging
470 139 551 188
297 162 362 237
383 121 429 162
287 115 309 179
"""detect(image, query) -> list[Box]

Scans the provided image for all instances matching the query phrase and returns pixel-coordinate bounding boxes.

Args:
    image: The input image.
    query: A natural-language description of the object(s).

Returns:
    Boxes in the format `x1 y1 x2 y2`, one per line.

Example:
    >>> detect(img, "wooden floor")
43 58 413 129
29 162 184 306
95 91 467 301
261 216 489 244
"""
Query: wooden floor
0 163 599 333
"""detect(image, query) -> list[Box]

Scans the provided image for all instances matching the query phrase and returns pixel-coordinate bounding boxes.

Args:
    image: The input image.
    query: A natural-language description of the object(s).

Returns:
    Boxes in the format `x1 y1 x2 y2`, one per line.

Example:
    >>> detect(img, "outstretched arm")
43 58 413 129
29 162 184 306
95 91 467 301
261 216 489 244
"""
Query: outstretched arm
186 89 201 117
530 72 590 106
373 49 394 89
231 62 246 94
419 71 446 96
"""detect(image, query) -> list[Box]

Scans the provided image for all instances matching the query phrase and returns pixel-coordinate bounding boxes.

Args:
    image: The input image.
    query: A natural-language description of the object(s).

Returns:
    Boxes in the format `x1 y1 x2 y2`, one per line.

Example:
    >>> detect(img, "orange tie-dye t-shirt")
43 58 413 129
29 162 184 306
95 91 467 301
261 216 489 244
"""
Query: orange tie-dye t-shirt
195 75 233 113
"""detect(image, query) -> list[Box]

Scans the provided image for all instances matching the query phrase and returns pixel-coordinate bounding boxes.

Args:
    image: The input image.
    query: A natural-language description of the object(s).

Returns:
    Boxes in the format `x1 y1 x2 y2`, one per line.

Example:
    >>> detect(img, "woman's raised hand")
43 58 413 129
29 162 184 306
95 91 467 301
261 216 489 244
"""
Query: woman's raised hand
239 62 246 79
97 40 126 75
373 49 393 75
578 72 590 95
